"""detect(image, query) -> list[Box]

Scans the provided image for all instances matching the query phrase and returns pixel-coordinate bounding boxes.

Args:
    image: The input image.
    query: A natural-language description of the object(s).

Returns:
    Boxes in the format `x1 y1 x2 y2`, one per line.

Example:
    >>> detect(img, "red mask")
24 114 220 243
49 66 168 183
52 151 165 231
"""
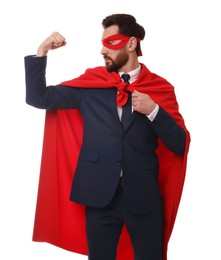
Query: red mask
102 33 142 56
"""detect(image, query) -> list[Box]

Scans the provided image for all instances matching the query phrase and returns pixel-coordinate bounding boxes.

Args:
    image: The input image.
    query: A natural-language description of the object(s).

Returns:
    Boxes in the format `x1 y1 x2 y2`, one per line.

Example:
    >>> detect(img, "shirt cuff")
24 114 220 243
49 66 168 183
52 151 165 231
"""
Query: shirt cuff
147 104 159 121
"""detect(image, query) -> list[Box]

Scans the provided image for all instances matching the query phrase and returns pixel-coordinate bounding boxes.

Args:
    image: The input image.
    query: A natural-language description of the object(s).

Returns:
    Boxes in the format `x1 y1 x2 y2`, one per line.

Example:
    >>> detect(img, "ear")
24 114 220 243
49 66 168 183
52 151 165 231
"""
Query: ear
128 37 137 52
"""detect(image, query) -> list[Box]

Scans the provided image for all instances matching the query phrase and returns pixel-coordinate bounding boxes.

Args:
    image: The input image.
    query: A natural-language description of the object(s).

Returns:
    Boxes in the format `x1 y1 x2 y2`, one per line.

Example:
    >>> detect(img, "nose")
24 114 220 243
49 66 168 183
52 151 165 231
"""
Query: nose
100 45 107 56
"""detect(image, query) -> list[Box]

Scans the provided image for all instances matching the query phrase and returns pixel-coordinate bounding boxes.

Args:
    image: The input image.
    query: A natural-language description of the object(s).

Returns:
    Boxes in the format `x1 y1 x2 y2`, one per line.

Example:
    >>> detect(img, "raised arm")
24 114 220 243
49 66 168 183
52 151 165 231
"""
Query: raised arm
25 33 82 110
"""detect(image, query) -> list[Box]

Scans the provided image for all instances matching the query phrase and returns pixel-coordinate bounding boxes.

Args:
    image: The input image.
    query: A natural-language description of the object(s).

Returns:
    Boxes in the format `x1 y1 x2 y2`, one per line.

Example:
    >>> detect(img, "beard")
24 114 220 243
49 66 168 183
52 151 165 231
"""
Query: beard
104 48 129 72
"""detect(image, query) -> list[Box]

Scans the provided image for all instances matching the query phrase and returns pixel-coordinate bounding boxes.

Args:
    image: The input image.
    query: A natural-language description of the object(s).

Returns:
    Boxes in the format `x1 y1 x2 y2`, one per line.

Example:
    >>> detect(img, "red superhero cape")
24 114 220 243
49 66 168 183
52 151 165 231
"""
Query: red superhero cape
32 64 190 260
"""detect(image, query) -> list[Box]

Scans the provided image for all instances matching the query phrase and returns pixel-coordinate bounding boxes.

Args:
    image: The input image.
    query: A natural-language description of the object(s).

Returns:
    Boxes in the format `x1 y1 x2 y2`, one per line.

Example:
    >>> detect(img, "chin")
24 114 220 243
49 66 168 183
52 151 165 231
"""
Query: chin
105 64 113 72
106 67 117 72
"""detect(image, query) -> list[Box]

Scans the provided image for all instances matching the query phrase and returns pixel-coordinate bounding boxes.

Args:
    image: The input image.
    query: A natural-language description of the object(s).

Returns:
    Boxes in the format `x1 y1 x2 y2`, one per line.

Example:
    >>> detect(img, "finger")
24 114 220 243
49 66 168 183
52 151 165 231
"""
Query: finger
132 90 138 96
132 97 139 107
133 90 142 96
52 31 66 41
51 32 66 46
132 92 139 102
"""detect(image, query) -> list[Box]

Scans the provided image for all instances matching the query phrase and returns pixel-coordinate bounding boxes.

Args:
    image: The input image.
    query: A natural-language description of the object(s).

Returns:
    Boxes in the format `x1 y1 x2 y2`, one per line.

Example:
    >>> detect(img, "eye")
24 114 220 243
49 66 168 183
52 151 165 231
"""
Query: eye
109 40 121 45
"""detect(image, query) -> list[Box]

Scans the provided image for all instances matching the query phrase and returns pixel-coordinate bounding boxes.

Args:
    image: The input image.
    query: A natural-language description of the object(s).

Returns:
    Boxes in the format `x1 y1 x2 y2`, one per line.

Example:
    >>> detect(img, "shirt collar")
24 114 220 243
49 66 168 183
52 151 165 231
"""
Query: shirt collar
119 65 141 84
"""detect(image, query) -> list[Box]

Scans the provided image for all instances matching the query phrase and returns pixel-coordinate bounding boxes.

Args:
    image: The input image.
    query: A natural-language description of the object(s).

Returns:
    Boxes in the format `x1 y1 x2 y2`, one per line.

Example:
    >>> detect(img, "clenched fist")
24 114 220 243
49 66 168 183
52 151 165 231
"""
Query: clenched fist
37 32 66 57
132 90 157 115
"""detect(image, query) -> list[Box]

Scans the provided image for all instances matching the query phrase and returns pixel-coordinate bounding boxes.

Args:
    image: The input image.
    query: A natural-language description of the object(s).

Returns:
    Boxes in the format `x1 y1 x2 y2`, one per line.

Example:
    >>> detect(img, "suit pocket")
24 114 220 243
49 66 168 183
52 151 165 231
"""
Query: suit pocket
79 152 99 163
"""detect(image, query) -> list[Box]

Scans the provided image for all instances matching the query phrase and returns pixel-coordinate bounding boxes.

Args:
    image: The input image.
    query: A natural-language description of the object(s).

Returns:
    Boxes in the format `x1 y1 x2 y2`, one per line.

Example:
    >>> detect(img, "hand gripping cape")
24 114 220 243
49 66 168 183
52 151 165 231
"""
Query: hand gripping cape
32 63 190 260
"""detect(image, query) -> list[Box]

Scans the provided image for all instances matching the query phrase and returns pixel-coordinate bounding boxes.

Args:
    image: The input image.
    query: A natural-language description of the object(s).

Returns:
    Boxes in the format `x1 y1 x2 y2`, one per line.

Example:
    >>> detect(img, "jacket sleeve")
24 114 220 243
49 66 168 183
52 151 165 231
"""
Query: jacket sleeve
149 106 186 155
24 55 82 110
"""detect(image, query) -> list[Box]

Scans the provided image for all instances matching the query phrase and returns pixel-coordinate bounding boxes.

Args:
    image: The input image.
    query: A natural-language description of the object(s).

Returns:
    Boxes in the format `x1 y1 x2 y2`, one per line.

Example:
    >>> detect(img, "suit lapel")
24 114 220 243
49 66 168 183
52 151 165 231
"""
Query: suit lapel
107 89 124 132
121 111 136 132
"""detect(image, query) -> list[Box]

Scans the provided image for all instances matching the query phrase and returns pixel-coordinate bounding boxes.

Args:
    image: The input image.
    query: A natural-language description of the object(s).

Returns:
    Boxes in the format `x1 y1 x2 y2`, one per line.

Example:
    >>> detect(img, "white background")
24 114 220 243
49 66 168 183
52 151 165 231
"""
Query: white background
1 0 220 259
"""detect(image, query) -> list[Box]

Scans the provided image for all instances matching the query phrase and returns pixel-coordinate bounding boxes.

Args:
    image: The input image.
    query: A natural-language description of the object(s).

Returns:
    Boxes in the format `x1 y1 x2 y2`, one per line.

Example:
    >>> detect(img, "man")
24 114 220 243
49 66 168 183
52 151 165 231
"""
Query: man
25 14 190 260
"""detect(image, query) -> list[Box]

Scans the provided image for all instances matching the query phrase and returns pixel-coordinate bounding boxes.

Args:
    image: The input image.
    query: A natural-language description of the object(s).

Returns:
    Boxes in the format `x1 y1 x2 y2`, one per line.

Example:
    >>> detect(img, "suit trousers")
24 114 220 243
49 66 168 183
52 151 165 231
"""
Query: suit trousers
85 180 163 260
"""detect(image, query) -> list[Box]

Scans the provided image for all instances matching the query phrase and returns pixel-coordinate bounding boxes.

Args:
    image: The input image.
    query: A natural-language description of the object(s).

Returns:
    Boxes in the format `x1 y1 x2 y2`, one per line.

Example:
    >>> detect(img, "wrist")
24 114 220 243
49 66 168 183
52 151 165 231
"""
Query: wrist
146 104 159 121
36 46 49 57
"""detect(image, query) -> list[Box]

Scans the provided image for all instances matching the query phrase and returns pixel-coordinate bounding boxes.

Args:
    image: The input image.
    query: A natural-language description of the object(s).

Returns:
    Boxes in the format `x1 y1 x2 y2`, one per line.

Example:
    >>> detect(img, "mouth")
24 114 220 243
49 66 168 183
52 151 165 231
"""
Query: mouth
104 57 112 66
103 55 111 61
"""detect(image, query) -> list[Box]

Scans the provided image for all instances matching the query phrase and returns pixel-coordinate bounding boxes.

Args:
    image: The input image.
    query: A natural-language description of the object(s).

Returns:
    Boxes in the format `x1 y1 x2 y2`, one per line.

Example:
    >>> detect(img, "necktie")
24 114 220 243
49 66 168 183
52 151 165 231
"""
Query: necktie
121 74 131 129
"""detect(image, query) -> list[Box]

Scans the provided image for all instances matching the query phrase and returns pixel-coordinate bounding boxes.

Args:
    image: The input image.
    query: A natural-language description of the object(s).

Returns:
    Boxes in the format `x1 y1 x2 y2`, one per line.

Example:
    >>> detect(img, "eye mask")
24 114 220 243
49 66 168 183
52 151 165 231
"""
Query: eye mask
102 33 142 56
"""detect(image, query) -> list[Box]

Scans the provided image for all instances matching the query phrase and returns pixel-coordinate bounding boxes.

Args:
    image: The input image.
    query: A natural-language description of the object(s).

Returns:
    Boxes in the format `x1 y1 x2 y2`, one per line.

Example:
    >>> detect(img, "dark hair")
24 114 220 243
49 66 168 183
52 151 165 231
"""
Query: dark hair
102 14 145 56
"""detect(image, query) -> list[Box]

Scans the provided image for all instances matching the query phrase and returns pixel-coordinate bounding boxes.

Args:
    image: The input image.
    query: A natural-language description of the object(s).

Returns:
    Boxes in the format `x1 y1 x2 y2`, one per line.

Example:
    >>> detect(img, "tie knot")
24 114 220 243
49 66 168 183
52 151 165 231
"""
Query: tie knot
121 73 130 84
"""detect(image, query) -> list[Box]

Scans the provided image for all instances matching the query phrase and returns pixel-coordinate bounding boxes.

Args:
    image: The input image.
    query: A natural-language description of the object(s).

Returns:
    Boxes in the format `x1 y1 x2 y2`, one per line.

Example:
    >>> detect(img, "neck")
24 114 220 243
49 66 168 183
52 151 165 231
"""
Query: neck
118 55 140 73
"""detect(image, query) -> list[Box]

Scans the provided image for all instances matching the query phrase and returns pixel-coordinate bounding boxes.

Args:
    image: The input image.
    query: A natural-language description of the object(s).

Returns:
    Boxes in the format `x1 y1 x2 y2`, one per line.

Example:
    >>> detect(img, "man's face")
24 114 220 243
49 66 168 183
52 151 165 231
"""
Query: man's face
101 25 129 72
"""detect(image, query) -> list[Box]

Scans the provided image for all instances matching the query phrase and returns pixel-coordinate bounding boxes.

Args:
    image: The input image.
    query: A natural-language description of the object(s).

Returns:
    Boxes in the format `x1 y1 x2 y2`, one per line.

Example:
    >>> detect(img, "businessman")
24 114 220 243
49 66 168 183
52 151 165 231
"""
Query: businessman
25 13 190 260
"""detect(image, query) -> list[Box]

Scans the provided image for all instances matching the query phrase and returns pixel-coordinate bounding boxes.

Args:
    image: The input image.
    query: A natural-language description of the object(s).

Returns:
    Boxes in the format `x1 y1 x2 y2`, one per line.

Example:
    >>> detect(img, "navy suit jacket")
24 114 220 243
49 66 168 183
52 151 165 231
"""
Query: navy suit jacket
25 56 186 213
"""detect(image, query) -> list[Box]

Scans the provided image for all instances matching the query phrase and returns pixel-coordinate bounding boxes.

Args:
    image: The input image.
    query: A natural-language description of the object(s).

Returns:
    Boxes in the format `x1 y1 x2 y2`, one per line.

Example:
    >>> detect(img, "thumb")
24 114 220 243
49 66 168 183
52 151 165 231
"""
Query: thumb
132 90 140 96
